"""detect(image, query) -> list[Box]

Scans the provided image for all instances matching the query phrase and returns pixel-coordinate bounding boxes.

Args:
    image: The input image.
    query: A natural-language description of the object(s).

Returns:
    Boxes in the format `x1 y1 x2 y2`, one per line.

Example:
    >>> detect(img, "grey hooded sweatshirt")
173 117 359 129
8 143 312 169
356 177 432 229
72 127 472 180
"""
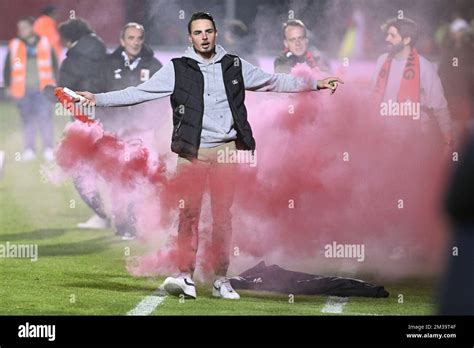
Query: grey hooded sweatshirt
95 45 319 147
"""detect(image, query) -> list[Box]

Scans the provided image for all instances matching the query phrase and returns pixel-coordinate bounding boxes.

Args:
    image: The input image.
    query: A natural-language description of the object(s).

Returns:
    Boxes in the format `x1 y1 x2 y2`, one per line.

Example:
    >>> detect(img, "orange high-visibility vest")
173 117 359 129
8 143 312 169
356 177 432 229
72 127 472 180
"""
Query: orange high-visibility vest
34 15 63 59
8 36 56 98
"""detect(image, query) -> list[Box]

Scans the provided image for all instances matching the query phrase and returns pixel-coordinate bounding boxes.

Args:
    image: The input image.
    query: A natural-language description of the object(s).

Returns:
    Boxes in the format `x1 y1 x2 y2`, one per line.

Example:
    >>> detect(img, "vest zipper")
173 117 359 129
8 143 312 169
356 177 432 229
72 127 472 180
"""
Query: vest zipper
174 117 183 136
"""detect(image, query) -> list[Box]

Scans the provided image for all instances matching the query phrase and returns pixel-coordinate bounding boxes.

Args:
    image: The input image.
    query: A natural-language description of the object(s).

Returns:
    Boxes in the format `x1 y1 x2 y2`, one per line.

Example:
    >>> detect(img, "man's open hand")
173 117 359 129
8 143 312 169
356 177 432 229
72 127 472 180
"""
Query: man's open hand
76 91 96 106
317 77 344 94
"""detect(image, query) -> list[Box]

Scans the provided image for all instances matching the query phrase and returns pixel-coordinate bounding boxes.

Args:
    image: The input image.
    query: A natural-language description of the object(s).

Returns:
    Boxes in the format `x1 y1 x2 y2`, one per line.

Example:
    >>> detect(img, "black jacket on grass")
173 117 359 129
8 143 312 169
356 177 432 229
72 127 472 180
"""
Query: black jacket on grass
230 261 389 298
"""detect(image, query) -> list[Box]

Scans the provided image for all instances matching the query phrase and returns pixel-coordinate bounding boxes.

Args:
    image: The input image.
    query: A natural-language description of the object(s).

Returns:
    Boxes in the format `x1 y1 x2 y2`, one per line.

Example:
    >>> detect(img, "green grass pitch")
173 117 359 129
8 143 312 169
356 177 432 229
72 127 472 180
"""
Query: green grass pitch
0 101 437 315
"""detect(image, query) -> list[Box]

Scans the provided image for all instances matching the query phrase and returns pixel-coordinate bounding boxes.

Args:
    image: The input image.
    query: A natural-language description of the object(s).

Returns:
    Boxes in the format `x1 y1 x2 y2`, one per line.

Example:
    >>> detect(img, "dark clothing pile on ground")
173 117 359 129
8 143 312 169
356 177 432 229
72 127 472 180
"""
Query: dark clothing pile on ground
230 261 389 298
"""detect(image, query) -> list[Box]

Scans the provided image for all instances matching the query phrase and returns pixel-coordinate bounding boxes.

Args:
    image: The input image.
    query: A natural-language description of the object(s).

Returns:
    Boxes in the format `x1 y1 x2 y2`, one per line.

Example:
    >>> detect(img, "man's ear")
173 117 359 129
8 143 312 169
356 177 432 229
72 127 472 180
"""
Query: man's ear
120 38 125 47
283 39 289 50
403 37 411 47
188 34 193 45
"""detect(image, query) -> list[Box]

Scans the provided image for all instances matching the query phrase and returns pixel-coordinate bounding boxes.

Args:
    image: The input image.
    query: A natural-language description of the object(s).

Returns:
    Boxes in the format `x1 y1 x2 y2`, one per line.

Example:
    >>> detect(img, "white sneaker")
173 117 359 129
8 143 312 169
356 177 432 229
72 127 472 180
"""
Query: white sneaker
21 149 36 161
212 277 240 300
163 273 196 299
43 148 54 162
77 214 109 229
121 232 136 241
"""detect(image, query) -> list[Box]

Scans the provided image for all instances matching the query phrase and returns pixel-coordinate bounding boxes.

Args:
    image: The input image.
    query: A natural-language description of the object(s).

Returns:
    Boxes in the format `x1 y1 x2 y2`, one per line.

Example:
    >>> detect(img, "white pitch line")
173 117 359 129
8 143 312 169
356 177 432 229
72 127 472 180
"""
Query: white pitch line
349 312 381 316
127 294 167 316
321 296 348 314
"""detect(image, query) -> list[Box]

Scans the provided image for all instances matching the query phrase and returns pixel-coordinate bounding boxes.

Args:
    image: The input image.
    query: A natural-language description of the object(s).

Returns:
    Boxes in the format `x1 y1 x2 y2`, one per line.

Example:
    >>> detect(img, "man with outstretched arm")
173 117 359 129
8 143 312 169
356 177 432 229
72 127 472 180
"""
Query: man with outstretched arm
76 12 343 300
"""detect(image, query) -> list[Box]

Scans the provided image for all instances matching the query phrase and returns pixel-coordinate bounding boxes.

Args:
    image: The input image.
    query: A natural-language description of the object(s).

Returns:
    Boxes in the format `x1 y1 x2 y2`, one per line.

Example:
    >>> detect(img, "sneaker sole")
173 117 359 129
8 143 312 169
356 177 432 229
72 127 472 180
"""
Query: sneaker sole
212 286 240 300
76 224 108 229
212 288 220 298
164 283 196 299
121 236 136 241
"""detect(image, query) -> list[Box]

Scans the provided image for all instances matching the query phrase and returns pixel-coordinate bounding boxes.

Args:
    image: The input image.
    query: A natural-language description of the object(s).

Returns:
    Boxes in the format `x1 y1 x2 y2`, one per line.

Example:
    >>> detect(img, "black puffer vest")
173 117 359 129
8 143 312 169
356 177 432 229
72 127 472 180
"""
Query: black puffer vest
170 54 256 158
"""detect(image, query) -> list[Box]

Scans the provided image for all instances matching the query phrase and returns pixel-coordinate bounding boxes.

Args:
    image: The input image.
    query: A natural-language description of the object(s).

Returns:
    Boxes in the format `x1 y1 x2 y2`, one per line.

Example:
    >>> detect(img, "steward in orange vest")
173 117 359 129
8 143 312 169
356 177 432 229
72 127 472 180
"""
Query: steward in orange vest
4 21 57 98
3 17 58 161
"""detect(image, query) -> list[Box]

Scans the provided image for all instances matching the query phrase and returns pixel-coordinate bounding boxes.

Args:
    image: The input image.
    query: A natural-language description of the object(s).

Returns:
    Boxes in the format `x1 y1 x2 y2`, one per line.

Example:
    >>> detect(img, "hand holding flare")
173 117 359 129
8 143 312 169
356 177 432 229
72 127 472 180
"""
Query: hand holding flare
54 87 96 125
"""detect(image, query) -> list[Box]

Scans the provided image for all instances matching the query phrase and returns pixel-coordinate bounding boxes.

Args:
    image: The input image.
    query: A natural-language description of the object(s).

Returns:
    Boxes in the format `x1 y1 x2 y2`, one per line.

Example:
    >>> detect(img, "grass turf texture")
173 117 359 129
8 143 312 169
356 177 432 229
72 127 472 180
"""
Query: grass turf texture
0 101 437 315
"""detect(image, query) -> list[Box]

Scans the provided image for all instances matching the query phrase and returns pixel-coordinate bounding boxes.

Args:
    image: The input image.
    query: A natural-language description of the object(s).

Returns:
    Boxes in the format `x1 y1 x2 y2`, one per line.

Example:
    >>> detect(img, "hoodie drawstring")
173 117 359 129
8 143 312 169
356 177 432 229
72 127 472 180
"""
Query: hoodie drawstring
204 57 217 98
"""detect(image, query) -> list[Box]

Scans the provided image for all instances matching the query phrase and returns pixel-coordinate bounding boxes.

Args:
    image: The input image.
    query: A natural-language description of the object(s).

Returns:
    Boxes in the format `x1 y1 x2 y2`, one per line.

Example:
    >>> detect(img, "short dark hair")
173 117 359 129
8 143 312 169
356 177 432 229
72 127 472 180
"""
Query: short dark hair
188 12 216 34
382 18 418 46
18 16 35 26
58 18 94 43
283 19 307 39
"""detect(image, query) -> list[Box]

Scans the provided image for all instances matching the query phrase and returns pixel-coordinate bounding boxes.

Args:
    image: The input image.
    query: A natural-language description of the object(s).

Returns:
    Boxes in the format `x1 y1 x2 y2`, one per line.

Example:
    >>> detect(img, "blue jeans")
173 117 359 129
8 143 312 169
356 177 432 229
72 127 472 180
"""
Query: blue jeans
16 89 53 151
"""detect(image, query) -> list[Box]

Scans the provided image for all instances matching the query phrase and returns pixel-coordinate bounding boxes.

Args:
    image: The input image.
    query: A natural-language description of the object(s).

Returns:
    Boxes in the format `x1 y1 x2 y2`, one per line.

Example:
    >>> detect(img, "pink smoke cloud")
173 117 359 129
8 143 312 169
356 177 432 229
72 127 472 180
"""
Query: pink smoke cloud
54 64 452 280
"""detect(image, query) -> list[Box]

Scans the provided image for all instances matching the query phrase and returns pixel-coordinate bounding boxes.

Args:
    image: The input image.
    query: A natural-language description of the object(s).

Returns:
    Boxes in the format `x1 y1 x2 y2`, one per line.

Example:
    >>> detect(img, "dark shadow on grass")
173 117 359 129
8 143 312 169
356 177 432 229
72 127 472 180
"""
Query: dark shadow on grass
0 228 73 241
236 289 329 303
38 235 122 256
62 280 158 293
66 271 158 281
55 212 98 219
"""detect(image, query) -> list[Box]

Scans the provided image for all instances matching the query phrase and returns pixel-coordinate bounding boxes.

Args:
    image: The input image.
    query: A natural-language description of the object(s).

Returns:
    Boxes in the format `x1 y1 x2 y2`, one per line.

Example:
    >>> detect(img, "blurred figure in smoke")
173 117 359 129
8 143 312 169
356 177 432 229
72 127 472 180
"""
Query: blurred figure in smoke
372 18 453 148
96 22 163 239
221 19 259 66
440 130 474 315
3 16 58 162
76 11 342 300
338 8 368 60
438 18 474 142
58 18 108 230
274 19 330 73
34 6 63 60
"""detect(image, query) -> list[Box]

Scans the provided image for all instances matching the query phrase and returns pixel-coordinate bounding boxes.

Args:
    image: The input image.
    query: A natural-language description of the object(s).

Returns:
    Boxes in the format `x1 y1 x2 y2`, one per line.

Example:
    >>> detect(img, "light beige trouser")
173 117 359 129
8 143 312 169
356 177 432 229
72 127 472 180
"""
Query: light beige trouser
176 141 237 276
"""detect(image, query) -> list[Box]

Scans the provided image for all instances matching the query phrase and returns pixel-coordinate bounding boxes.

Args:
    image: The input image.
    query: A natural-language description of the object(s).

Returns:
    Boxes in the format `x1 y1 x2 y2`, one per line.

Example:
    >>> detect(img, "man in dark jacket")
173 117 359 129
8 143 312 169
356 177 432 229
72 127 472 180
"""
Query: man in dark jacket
440 131 474 315
76 12 342 300
99 22 162 134
57 18 109 230
102 23 162 92
83 23 163 239
58 18 106 93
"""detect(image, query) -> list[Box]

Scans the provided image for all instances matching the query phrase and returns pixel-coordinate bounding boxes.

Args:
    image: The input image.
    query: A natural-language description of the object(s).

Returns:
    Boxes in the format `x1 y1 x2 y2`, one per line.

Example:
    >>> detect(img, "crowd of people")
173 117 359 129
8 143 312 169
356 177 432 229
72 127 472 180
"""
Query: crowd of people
1 5 473 306
3 10 165 239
